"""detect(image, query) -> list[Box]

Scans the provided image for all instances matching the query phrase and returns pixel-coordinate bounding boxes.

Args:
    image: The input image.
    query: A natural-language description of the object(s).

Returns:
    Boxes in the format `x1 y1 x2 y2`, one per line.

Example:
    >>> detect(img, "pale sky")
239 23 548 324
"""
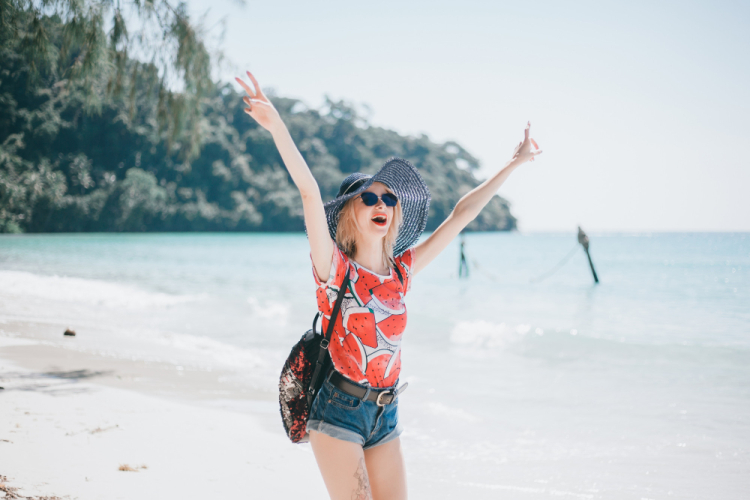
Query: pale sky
188 0 749 232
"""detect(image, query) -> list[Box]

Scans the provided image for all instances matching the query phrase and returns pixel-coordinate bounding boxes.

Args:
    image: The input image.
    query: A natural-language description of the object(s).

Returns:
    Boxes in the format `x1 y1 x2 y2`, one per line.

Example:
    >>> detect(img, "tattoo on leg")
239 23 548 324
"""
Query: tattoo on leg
351 457 372 500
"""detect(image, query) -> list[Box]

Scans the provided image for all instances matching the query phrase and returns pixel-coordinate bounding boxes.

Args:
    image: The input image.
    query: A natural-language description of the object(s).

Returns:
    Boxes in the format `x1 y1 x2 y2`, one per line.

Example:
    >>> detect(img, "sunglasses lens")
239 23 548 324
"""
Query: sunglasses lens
360 192 378 206
360 192 398 207
382 193 398 207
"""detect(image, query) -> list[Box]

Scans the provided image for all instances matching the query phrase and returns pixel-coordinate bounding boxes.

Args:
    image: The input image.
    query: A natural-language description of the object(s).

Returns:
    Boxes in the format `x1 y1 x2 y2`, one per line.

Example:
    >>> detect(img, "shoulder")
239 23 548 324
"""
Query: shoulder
334 244 350 264
394 247 415 270
393 248 415 292
312 243 352 288
332 245 352 279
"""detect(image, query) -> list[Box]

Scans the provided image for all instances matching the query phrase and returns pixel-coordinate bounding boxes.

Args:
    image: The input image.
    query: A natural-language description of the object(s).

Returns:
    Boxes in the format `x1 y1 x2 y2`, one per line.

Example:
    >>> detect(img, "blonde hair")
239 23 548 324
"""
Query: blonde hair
336 185 403 271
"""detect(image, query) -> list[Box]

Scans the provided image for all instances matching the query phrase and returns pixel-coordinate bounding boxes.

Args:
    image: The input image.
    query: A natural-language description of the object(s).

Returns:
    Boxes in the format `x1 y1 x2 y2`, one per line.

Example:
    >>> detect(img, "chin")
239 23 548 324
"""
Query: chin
368 229 388 239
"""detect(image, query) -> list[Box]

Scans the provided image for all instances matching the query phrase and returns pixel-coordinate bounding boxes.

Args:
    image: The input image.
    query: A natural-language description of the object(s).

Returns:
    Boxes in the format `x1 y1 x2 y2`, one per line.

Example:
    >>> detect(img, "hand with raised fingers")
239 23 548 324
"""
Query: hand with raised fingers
511 122 543 164
235 71 282 133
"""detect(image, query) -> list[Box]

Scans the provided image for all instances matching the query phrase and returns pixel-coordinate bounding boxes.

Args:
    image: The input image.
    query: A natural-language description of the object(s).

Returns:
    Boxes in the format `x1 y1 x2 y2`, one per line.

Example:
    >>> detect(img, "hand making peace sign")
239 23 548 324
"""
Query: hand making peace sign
235 71 281 133
512 122 543 164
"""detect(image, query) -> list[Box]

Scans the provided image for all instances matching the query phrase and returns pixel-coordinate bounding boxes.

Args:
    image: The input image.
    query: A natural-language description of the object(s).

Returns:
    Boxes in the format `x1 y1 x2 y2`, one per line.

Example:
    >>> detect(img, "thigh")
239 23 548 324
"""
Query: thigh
309 430 372 500
364 437 407 500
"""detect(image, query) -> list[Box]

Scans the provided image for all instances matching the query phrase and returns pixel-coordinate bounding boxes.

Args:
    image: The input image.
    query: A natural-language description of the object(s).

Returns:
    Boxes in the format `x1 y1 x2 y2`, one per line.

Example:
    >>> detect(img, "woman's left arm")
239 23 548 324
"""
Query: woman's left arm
412 122 542 275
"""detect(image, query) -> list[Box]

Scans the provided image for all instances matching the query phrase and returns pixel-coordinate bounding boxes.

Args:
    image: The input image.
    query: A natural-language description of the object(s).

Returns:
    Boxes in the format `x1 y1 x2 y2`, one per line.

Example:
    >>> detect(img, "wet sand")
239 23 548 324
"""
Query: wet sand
0 333 326 500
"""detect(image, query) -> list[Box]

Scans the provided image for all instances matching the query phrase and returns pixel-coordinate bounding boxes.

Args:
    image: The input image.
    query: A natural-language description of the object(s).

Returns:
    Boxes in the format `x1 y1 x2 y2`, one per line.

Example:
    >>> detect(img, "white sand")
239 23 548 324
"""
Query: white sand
0 336 328 500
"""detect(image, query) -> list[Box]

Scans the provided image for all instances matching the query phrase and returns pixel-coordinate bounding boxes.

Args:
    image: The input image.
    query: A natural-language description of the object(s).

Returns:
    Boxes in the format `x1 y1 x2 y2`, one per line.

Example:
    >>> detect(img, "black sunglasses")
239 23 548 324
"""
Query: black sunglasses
360 192 398 207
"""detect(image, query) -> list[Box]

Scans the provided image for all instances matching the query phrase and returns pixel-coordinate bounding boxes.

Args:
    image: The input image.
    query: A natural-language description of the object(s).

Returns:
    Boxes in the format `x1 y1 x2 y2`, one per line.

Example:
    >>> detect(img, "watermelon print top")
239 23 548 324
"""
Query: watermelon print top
312 244 414 388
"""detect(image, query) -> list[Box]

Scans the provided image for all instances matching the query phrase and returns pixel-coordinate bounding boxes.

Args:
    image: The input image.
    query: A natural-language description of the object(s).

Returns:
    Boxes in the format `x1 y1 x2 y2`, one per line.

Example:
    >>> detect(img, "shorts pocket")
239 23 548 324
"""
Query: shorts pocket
308 383 327 420
326 381 362 410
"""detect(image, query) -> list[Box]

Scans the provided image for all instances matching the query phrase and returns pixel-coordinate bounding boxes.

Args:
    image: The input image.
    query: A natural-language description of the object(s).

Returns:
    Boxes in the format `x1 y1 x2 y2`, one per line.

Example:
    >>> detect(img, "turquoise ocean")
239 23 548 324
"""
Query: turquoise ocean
1 232 748 498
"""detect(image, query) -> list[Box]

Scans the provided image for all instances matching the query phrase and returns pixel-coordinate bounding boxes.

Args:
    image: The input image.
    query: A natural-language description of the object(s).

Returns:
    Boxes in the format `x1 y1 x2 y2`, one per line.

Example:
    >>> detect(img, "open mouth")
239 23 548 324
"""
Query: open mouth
371 214 387 227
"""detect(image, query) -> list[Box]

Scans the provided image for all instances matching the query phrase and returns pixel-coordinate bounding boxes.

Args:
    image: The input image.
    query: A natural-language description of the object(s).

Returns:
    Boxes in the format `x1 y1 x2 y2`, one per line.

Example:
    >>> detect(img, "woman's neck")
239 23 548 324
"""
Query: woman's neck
352 240 389 276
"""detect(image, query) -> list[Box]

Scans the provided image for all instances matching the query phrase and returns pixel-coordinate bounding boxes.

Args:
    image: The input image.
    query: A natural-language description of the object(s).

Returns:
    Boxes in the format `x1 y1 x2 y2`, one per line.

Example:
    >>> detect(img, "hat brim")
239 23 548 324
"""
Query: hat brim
321 158 431 257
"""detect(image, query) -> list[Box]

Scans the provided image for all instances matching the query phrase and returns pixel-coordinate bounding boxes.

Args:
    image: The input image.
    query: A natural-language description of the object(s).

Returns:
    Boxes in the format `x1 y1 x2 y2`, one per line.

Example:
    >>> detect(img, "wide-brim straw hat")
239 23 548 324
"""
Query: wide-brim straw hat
321 157 431 257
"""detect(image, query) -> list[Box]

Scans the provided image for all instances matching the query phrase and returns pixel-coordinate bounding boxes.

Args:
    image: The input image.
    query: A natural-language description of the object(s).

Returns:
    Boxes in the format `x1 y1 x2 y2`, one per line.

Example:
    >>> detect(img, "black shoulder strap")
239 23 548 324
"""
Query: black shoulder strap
308 267 350 399
324 266 350 345
392 258 404 286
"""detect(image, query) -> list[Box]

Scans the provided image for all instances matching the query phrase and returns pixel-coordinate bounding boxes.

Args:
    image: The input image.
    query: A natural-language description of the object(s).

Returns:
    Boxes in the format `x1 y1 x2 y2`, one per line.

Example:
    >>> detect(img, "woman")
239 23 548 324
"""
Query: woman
235 71 541 500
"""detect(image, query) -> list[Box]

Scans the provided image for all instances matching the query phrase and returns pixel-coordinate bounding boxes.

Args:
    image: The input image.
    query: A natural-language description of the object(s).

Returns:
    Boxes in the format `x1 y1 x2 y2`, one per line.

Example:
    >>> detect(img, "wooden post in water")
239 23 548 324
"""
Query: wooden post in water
458 232 469 279
577 226 599 284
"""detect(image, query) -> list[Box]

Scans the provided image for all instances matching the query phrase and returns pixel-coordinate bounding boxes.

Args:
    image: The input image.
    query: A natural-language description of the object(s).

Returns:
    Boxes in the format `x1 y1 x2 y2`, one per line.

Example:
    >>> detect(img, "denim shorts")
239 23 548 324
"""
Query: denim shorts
306 370 403 450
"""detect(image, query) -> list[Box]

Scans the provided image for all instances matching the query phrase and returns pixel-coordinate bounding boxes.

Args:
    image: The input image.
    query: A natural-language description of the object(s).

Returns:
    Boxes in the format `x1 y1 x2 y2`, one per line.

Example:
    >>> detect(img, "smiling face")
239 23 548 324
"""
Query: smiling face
352 182 395 239
335 181 402 269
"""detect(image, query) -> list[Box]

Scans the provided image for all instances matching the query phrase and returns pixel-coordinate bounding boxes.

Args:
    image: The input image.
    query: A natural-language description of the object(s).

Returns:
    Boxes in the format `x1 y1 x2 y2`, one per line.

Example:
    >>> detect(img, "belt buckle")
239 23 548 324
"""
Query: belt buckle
376 390 392 407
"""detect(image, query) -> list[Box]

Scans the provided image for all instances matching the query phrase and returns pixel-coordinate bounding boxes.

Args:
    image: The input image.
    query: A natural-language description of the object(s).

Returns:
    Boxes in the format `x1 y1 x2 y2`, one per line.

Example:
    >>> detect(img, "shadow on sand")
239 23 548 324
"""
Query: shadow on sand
0 368 113 396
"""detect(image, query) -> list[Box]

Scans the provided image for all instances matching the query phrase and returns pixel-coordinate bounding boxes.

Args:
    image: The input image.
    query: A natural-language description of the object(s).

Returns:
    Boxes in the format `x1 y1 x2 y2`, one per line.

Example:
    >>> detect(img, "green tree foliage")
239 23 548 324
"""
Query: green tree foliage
1 0 212 154
0 7 516 234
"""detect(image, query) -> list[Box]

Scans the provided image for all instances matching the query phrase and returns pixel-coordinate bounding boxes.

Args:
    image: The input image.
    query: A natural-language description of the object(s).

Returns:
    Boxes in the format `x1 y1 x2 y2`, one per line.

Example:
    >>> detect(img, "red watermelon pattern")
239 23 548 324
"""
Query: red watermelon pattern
375 314 407 343
370 281 404 313
353 268 380 304
311 245 414 387
344 307 378 348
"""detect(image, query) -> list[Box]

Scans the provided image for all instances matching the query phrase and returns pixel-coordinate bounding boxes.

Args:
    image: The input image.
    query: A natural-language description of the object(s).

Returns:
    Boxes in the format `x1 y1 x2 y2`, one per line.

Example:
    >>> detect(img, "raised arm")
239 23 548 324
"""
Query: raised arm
235 71 334 281
412 122 542 275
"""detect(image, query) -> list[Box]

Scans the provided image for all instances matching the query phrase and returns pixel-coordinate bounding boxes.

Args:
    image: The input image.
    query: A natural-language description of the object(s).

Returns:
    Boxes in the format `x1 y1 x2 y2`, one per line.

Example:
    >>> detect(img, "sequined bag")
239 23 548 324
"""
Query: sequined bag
278 268 350 443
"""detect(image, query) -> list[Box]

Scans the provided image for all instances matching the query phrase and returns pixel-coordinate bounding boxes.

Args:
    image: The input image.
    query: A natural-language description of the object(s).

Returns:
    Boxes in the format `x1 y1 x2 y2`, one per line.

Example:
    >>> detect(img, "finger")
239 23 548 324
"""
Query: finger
246 71 263 97
530 138 539 150
245 98 268 108
244 107 252 113
235 76 255 97
235 76 253 96
532 149 543 156
524 121 530 141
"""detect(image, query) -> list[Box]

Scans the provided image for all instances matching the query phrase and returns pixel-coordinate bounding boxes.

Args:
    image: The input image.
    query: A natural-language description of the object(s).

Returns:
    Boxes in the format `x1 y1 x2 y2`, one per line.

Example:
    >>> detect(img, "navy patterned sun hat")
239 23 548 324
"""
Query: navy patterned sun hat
320 158 431 256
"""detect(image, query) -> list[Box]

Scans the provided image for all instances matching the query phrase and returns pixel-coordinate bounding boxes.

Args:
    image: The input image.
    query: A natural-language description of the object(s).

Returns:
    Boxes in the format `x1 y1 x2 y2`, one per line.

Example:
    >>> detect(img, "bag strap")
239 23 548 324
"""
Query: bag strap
389 257 404 286
308 266 351 400
393 262 404 285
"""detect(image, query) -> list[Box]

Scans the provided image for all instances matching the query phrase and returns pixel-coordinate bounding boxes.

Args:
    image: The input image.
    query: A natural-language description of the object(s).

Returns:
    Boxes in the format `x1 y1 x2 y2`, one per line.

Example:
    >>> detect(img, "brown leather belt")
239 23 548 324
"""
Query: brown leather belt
329 370 408 406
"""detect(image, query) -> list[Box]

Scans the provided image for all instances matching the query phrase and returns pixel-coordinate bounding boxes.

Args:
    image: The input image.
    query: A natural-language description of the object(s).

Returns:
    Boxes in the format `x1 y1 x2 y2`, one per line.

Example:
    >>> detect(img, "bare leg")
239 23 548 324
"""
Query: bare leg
364 437 407 500
309 430 372 500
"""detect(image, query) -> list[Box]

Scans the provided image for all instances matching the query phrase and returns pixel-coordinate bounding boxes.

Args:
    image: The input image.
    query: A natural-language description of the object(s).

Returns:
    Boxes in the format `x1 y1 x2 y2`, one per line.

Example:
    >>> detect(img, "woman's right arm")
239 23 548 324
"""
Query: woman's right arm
235 72 334 281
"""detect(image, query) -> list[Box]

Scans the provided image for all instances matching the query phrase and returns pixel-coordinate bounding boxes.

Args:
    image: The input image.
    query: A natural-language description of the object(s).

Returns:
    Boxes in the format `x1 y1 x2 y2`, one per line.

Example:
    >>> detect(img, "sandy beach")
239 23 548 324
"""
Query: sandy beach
0 327 327 500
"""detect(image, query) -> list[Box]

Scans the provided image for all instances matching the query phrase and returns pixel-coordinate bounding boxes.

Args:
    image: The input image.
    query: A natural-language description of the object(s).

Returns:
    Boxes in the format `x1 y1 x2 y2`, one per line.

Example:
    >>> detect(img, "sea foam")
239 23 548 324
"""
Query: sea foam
0 270 203 309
